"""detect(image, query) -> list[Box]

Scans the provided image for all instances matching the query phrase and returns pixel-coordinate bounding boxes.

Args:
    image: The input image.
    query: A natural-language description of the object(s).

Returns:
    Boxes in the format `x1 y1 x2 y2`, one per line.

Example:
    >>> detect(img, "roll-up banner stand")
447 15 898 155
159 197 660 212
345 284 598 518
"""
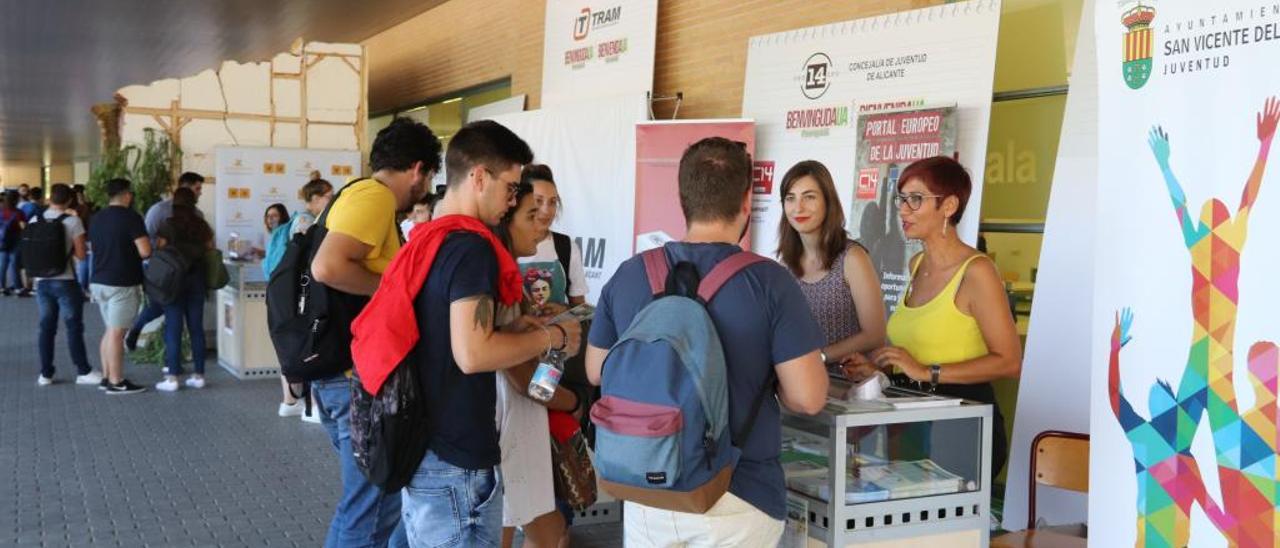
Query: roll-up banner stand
1090 0 1280 545
635 120 756 253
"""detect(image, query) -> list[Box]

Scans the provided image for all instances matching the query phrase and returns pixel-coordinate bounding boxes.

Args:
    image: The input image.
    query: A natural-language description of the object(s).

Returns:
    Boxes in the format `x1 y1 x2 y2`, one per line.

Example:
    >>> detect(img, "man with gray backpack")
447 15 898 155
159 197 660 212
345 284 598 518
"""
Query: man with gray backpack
585 138 829 547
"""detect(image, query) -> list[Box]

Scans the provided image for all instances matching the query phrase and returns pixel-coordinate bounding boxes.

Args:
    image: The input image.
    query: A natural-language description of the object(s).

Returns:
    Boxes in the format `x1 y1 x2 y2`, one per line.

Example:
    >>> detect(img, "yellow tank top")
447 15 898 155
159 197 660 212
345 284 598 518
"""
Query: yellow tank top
885 254 989 366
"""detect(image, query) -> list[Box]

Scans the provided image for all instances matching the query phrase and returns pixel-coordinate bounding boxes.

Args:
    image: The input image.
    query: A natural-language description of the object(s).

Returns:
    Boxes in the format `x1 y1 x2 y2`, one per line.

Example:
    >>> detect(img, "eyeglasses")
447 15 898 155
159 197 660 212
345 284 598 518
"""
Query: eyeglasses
484 169 524 199
893 193 945 211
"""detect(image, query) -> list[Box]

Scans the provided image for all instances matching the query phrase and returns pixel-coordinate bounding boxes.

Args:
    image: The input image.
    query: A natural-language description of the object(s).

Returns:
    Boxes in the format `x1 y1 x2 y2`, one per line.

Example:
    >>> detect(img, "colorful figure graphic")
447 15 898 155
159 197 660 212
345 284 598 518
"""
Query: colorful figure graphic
1149 97 1278 546
1111 97 1280 547
1108 309 1232 547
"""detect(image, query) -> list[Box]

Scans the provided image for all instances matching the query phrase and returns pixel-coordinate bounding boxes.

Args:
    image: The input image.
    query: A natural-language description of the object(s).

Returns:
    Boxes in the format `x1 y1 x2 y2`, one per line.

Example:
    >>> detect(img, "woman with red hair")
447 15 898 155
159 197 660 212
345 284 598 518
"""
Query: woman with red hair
853 156 1022 476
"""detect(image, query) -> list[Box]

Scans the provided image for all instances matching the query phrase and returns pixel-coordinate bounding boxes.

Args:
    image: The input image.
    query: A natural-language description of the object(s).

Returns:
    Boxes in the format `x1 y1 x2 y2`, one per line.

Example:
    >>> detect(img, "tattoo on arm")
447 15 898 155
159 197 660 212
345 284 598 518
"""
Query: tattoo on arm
472 295 494 331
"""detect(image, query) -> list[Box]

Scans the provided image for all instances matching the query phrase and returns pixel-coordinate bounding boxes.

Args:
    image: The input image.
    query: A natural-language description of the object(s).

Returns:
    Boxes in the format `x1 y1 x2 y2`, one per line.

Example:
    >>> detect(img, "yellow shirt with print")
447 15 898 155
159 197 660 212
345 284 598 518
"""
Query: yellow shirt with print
324 178 401 273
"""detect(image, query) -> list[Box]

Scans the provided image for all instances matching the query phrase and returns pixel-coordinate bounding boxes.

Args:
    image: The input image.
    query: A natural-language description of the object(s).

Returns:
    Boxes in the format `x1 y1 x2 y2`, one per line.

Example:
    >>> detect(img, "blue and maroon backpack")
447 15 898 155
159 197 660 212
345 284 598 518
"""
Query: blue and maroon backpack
591 245 773 513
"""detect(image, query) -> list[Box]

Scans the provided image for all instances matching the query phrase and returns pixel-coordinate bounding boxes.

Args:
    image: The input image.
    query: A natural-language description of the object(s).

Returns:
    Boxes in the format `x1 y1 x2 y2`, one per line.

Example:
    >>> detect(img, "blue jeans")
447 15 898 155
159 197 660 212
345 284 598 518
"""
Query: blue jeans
162 281 206 376
76 253 91 291
402 450 503 548
37 279 91 378
312 375 408 548
131 299 163 334
0 249 19 290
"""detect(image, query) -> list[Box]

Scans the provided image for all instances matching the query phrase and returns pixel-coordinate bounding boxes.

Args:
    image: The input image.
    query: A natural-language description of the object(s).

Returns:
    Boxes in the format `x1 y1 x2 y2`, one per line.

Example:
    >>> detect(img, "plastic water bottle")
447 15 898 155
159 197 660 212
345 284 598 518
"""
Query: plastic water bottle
528 350 566 403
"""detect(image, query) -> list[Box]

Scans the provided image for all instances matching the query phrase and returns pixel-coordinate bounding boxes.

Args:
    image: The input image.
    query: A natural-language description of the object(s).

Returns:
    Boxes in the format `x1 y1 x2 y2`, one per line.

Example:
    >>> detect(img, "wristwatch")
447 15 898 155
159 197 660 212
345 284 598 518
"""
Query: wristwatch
929 364 941 390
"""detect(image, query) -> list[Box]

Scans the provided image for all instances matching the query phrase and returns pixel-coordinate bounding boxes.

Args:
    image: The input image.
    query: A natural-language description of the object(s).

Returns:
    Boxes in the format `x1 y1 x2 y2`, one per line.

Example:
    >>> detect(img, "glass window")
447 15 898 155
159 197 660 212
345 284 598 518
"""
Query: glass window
993 0 1083 92
980 0 1084 494
371 80 512 149
366 81 512 186
982 95 1067 222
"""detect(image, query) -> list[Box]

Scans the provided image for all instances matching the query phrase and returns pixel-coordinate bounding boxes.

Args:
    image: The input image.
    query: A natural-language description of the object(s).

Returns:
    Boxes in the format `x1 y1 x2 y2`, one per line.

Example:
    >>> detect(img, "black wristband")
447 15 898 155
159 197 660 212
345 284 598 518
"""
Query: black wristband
550 324 568 351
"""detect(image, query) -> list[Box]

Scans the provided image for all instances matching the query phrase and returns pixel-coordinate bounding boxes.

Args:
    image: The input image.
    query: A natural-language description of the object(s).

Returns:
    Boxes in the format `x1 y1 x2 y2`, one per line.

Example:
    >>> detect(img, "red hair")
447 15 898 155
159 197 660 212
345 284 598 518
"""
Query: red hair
897 156 971 226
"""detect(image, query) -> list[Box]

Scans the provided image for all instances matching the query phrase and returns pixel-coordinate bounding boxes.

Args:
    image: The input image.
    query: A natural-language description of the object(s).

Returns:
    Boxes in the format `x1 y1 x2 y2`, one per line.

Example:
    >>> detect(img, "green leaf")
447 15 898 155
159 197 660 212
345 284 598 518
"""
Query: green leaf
86 128 183 213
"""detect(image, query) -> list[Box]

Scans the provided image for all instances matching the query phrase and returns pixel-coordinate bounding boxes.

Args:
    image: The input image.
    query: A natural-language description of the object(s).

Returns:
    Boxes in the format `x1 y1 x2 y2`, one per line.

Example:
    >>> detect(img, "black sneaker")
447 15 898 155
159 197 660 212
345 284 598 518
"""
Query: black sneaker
98 378 110 391
105 379 147 395
124 329 139 352
16 289 32 298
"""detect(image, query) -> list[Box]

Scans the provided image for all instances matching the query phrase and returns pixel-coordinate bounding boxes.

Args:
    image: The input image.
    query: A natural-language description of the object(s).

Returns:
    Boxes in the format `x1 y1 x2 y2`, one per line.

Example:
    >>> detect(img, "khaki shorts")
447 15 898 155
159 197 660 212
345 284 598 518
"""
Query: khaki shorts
90 284 142 329
624 493 784 547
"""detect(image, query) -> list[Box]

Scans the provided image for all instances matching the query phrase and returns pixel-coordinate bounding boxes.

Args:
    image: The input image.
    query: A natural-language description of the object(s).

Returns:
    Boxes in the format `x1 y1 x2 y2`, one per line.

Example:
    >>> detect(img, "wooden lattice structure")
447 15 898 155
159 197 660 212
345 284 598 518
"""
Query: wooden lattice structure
115 39 368 180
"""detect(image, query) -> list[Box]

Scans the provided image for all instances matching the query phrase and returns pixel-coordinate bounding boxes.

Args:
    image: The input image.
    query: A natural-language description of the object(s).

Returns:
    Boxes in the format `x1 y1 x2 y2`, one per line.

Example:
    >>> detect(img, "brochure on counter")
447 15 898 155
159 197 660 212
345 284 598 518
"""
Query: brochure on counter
784 459 967 505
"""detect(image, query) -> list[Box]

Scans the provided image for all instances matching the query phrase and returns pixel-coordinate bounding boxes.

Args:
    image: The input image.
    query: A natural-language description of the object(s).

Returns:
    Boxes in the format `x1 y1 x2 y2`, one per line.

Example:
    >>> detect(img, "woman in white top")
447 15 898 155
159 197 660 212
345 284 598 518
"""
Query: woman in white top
520 164 593 546
521 164 588 310
494 181 582 548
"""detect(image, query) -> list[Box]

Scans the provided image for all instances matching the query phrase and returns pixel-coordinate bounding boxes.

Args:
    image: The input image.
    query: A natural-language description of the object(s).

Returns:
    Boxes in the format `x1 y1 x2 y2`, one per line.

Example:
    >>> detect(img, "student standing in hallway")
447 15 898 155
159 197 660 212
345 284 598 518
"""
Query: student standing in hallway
33 184 101 388
153 188 214 392
126 171 205 352
87 178 151 394
0 191 27 296
364 120 582 547
586 138 829 547
309 117 442 548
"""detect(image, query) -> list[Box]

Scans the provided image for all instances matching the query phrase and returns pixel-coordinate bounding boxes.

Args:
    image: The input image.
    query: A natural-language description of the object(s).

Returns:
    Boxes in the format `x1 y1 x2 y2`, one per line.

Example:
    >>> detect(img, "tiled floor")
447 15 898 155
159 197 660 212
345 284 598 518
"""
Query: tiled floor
0 295 621 547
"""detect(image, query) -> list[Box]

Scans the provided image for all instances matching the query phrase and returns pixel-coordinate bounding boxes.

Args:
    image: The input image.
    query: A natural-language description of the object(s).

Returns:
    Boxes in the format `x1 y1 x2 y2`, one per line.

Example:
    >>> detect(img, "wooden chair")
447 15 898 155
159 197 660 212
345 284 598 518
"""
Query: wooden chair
992 430 1089 548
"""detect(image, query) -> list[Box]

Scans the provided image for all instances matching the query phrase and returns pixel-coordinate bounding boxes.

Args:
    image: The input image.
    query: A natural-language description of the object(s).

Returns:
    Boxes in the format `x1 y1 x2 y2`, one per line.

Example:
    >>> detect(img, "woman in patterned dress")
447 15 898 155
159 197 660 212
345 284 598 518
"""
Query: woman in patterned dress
777 160 885 375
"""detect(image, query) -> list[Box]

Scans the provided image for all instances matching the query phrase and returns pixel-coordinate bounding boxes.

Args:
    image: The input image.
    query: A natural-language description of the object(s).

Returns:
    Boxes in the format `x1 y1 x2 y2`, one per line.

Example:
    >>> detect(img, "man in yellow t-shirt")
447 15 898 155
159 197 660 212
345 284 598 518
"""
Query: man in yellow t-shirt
322 177 402 275
309 117 443 548
314 124 440 292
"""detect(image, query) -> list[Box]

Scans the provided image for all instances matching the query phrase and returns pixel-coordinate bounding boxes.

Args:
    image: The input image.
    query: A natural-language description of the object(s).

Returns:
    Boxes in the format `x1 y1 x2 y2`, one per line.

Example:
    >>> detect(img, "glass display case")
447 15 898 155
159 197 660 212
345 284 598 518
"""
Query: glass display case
781 383 993 547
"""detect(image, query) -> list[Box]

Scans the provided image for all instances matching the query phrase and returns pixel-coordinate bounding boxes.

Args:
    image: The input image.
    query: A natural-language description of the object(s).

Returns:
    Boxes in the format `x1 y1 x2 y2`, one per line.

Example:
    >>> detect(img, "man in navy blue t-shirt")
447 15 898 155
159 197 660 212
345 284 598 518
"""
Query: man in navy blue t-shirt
586 137 829 546
400 120 582 547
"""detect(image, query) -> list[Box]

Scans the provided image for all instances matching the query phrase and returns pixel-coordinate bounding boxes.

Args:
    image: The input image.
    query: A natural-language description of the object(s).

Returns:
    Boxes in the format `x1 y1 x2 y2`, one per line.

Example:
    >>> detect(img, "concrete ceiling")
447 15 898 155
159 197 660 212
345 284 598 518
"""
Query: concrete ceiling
0 0 447 165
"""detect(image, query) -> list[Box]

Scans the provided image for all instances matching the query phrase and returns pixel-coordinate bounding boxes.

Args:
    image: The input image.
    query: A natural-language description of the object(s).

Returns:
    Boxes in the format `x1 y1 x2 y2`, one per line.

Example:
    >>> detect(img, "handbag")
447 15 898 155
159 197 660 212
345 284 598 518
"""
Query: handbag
206 248 230 290
549 410 598 511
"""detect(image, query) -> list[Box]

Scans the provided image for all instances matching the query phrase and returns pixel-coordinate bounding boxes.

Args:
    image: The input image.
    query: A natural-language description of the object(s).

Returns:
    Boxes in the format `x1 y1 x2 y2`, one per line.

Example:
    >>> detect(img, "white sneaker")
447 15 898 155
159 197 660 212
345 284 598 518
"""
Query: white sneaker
155 378 180 392
76 371 104 385
278 401 304 417
37 375 54 386
184 376 206 389
302 408 322 424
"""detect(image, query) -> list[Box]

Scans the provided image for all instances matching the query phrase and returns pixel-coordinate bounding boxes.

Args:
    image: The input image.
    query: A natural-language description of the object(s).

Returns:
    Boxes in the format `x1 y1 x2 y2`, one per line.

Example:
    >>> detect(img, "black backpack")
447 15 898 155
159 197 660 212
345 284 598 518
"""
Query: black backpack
266 186 368 384
552 232 574 295
20 214 70 278
144 246 190 306
349 351 432 492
